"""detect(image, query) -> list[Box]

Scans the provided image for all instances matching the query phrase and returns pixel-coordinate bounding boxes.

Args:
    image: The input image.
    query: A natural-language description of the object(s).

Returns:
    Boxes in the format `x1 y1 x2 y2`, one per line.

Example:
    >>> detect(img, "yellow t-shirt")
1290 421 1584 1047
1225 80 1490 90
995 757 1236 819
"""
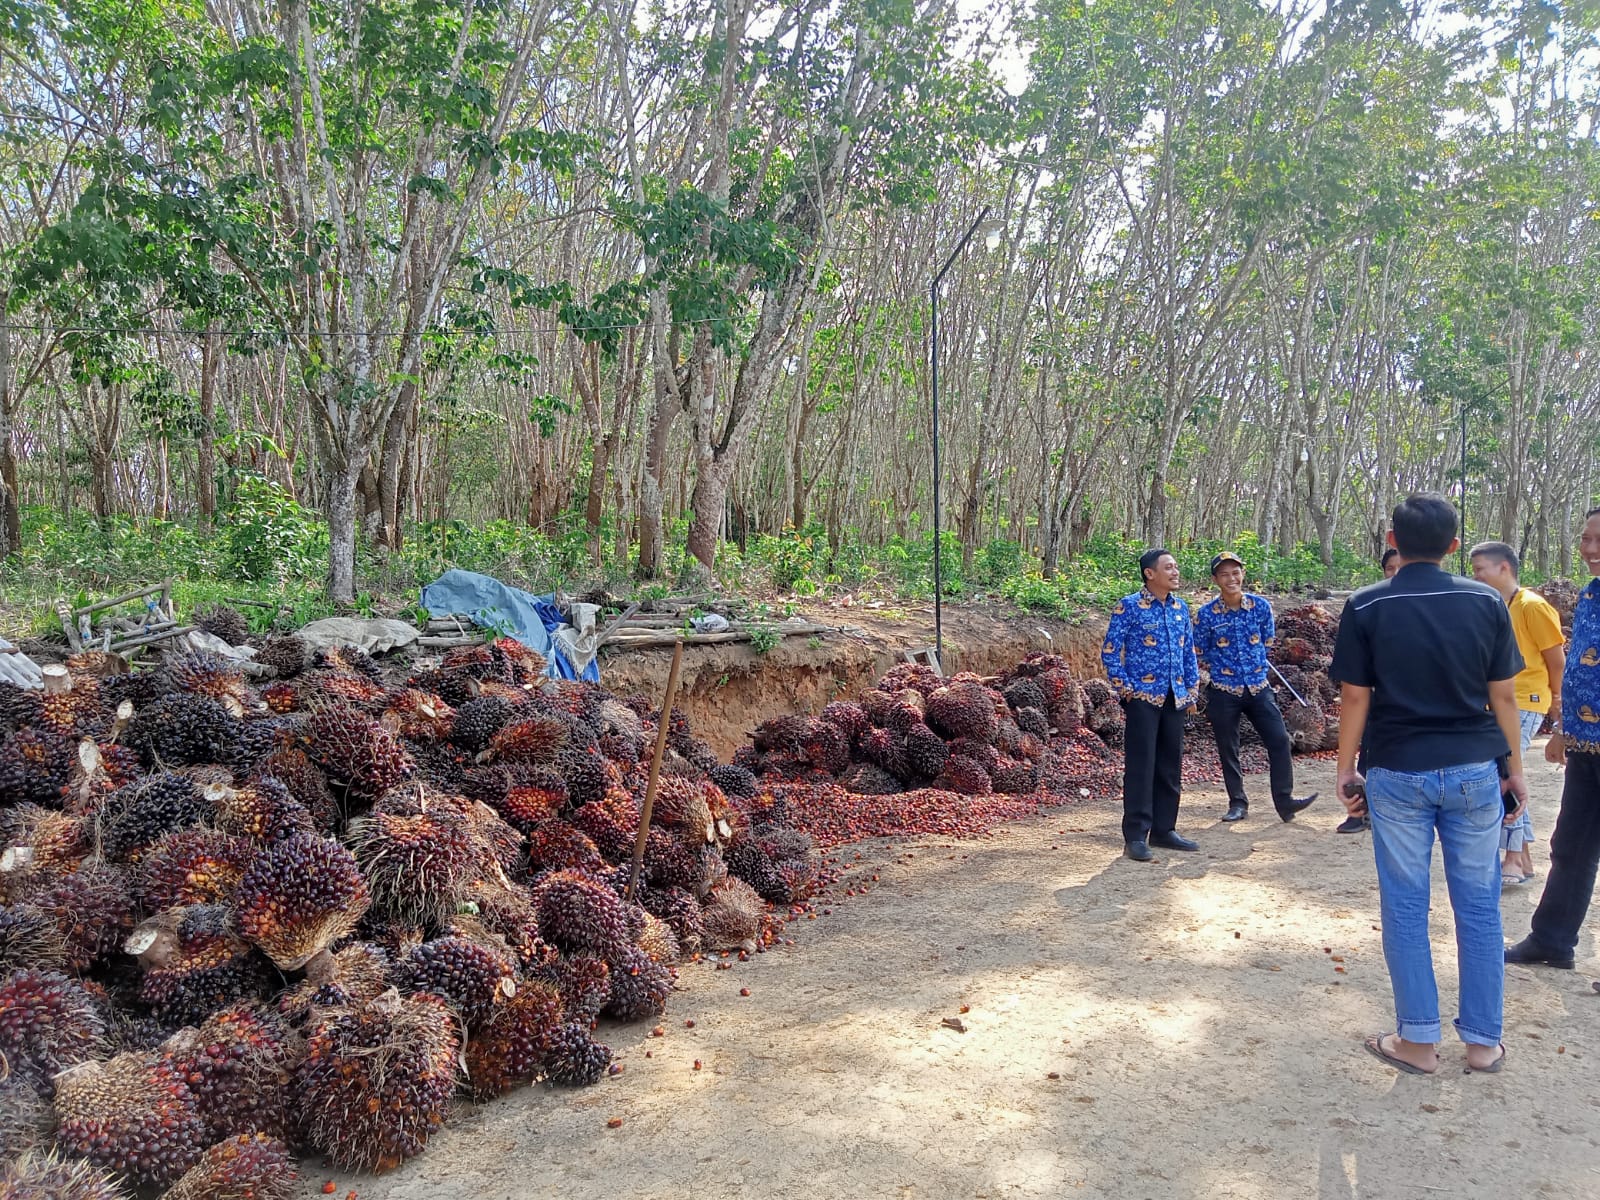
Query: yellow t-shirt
1508 588 1565 713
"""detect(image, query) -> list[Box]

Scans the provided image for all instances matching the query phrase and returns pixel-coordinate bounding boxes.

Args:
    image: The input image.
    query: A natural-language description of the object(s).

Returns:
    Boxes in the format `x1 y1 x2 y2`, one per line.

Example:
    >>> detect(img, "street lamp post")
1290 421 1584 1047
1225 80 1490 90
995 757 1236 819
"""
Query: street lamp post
1459 399 1469 574
930 206 1004 666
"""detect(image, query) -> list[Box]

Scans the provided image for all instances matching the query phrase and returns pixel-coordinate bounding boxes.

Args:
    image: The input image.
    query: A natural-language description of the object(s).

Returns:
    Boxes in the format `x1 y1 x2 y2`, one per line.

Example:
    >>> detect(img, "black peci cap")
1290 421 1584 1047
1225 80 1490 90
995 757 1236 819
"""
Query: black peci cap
1210 551 1244 576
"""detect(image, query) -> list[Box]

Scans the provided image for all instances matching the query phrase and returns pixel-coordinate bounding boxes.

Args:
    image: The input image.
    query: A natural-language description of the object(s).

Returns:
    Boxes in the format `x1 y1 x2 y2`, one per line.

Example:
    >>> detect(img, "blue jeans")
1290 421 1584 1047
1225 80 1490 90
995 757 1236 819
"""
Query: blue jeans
1368 762 1504 1047
1499 709 1543 853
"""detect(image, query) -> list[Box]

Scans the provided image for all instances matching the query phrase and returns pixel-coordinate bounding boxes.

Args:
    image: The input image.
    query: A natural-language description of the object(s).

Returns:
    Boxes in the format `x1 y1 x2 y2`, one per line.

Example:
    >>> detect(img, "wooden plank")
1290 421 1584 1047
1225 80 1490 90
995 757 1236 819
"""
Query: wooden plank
593 601 643 648
56 603 83 652
73 583 167 617
109 625 196 653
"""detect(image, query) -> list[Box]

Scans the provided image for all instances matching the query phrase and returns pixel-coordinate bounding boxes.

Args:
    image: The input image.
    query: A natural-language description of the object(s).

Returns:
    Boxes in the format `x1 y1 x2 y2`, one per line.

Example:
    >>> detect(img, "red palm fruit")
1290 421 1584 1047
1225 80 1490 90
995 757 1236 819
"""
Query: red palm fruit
131 904 274 1025
442 642 501 680
347 804 480 926
462 978 564 1100
818 700 869 741
925 682 1000 742
164 650 253 716
497 782 567 832
53 1052 209 1186
381 688 456 743
527 819 605 874
297 990 459 1173
215 776 318 844
300 703 415 806
0 968 105 1093
162 1132 296 1200
234 833 372 970
531 868 643 957
934 754 992 796
398 935 518 1031
37 679 112 739
308 670 389 710
314 644 384 682
160 1002 301 1142
277 941 394 1027
262 680 299 713
137 828 252 910
569 798 639 862
0 1149 124 1198
486 714 569 765
31 862 137 971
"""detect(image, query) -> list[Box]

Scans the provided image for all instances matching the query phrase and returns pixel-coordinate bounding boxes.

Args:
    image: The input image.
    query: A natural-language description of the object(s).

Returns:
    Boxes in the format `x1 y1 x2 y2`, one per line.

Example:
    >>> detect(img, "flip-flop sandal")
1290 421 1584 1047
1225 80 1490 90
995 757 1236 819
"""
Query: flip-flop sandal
1502 873 1532 886
1364 1033 1437 1075
1464 1044 1507 1074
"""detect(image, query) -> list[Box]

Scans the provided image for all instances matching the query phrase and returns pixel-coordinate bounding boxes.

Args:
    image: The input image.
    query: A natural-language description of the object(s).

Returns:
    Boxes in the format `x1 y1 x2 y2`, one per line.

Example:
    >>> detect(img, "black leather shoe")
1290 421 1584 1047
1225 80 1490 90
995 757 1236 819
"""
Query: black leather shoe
1336 814 1370 834
1124 840 1154 862
1504 937 1574 970
1149 831 1199 852
1276 793 1319 822
1221 803 1248 822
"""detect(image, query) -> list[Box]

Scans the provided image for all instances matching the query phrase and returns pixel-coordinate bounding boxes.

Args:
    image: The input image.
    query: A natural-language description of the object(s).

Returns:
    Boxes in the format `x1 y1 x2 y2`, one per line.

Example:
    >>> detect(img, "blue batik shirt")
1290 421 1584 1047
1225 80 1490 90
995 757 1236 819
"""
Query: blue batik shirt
1102 588 1200 708
1561 577 1600 754
1193 592 1274 694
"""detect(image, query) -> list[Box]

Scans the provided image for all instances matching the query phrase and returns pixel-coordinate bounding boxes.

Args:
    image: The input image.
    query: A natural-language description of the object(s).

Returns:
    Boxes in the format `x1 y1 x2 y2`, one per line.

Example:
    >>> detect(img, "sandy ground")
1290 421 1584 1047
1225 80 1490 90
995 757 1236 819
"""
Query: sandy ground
293 750 1600 1200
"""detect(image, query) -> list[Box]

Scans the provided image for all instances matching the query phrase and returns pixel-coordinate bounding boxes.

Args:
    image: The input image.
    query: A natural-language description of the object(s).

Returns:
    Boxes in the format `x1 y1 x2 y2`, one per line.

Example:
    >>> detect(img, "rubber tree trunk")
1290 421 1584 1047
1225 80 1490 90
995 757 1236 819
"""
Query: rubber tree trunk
685 453 736 572
0 316 17 557
326 456 363 602
198 327 219 531
636 387 678 579
585 433 613 567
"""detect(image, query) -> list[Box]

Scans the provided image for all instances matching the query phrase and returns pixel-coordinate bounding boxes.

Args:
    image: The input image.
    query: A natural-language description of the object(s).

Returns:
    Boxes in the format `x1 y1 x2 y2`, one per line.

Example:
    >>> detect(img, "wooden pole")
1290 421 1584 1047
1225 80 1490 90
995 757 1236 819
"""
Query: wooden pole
626 639 685 902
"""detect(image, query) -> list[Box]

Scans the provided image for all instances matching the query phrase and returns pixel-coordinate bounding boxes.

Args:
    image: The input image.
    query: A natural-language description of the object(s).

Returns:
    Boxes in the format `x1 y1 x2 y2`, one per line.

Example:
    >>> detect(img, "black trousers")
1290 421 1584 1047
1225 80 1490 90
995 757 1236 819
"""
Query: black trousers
1529 750 1600 956
1204 685 1295 813
1122 691 1185 842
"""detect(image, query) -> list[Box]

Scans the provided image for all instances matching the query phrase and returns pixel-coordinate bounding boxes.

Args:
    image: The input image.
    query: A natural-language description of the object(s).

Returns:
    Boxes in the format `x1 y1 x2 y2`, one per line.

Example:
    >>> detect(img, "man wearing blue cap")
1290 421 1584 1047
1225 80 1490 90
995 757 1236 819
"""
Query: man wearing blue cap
1193 551 1318 823
1102 548 1200 861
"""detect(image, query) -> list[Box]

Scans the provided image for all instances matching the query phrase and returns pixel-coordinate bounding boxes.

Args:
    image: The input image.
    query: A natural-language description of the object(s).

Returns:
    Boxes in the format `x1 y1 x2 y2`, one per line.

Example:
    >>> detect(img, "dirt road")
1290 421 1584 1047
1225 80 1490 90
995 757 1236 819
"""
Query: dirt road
294 753 1599 1200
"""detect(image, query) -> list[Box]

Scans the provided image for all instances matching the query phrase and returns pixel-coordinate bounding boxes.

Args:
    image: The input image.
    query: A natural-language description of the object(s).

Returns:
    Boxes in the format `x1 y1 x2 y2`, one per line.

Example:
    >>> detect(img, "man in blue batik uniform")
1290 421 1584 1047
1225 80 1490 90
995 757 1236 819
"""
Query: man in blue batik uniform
1193 551 1318 823
1102 548 1200 862
1507 505 1600 976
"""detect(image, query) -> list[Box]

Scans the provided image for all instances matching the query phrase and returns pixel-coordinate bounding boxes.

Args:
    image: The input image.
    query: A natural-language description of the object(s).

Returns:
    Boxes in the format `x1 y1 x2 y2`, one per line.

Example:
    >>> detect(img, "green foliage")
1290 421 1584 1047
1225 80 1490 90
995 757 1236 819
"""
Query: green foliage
223 476 325 585
747 623 780 655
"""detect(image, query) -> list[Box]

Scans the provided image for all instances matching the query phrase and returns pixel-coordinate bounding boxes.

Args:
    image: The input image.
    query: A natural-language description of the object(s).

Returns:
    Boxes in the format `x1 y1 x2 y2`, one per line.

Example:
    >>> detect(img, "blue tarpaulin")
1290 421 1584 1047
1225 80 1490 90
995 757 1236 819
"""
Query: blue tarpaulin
419 570 599 682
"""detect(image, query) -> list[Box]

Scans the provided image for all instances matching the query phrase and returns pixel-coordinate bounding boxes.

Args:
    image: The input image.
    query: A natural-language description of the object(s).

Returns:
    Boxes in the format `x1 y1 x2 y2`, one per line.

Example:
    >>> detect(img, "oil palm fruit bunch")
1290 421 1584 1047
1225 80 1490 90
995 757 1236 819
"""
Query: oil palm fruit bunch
296 989 459 1173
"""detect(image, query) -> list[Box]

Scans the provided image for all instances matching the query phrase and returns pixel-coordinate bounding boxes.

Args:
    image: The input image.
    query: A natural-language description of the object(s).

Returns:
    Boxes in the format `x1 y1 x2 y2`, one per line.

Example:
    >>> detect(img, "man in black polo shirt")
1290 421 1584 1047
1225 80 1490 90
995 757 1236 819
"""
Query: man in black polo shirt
1331 493 1528 1075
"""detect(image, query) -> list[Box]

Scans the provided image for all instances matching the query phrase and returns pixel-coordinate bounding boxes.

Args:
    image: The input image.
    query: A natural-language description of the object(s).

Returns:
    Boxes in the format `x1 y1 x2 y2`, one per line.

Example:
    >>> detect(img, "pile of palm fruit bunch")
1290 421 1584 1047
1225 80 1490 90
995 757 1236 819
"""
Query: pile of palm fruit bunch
728 656 1127 847
1260 602 1342 754
1535 579 1579 636
0 634 801 1193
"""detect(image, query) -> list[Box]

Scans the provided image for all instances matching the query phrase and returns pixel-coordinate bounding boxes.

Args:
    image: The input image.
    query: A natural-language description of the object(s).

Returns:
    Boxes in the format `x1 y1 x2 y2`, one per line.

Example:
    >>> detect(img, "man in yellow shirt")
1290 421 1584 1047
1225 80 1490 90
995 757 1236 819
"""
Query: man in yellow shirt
1471 542 1565 884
